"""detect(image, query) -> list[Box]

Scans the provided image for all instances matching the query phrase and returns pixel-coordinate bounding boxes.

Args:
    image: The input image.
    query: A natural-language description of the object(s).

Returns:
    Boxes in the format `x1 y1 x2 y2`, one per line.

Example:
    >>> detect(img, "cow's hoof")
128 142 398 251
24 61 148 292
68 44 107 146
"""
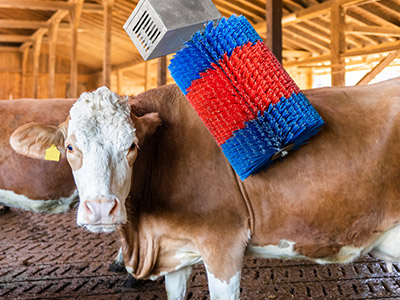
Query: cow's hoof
124 274 145 288
108 261 126 273
0 206 10 214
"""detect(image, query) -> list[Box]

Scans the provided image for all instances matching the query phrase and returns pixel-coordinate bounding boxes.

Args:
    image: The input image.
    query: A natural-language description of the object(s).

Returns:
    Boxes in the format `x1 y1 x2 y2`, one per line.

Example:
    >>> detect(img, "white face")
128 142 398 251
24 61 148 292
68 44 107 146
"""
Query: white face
65 87 138 233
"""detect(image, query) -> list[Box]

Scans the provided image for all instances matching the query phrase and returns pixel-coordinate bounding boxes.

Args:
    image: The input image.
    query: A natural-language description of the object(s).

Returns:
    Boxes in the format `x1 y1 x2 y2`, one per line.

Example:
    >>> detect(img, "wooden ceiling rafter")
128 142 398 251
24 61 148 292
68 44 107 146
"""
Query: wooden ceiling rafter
214 0 265 21
0 20 48 29
0 0 399 91
356 49 400 85
284 26 331 51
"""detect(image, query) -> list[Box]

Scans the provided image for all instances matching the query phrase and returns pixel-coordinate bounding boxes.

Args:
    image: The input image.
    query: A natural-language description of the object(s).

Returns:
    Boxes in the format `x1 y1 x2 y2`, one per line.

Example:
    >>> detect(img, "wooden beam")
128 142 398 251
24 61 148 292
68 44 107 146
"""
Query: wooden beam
356 50 400 85
0 0 102 12
253 0 377 35
0 35 32 42
117 70 123 94
102 0 114 88
33 33 44 98
345 24 400 37
343 40 400 57
0 20 48 29
0 46 20 52
157 56 167 87
21 47 29 97
145 61 151 90
282 49 311 58
330 0 346 86
0 0 71 10
20 10 69 51
266 0 282 62
70 0 84 98
48 21 60 98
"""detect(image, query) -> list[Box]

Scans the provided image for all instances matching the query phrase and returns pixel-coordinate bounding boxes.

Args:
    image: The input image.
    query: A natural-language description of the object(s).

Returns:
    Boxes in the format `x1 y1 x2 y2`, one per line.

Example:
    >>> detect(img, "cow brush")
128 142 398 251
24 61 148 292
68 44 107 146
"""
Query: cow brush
168 16 325 180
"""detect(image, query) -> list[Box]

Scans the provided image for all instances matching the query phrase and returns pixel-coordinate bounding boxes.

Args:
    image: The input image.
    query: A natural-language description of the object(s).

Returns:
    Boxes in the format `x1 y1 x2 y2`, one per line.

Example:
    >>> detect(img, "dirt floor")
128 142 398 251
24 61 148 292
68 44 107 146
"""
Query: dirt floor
1 207 400 300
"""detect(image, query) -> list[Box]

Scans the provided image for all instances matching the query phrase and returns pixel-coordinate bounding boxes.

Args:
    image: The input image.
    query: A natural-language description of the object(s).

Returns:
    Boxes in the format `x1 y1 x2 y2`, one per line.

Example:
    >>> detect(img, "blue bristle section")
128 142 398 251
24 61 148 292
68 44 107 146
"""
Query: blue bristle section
221 92 325 180
168 15 262 95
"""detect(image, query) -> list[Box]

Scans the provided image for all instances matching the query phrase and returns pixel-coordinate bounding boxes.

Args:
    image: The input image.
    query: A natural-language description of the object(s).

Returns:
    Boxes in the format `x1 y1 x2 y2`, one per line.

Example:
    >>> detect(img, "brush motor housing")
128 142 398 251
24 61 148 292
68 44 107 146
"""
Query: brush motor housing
124 0 222 60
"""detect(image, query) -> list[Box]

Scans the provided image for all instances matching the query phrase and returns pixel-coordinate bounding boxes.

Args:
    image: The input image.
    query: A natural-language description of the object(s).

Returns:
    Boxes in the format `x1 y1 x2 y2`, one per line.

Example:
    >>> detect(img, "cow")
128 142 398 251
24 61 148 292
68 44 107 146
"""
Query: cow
0 97 134 277
10 79 400 300
0 98 78 213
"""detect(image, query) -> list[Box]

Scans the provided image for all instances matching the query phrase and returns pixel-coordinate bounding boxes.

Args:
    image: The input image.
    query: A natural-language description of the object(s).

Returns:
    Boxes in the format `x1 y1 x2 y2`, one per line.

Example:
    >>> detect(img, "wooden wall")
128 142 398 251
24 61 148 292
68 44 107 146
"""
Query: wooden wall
0 50 98 100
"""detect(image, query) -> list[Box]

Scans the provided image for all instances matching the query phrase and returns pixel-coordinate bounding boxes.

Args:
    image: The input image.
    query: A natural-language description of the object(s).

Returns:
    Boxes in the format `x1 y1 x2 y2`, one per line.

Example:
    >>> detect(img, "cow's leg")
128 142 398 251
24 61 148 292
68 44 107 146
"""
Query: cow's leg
205 266 241 300
0 205 9 214
109 247 125 272
201 240 246 300
164 266 192 300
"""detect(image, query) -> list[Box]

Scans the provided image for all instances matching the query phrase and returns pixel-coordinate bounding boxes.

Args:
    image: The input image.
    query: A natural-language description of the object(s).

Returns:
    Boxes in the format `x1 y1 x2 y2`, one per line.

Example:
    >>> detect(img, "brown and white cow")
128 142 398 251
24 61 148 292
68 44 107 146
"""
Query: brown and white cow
10 79 400 299
0 98 77 213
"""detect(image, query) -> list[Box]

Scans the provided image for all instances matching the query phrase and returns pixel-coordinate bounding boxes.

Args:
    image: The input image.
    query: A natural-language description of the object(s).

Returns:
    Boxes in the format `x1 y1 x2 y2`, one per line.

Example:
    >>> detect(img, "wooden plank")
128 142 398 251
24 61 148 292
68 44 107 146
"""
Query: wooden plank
356 50 400 85
70 0 84 98
285 27 330 51
345 24 400 36
266 0 282 62
157 56 167 87
48 21 60 98
0 35 32 42
280 0 377 27
102 0 114 88
0 46 19 52
330 0 345 86
0 0 72 10
0 0 102 12
215 0 265 21
20 10 69 51
344 40 400 57
32 34 44 98
21 47 29 97
117 70 123 94
0 20 48 29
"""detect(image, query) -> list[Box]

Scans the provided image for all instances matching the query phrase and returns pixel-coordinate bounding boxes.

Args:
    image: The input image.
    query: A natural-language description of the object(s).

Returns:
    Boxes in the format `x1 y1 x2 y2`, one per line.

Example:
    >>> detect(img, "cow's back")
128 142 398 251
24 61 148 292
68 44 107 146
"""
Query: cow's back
244 78 400 260
0 99 76 205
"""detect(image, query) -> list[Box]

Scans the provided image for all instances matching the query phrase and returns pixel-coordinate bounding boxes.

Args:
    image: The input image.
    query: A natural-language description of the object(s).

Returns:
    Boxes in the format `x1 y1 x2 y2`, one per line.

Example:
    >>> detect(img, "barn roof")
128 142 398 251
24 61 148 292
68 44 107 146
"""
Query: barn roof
0 0 399 96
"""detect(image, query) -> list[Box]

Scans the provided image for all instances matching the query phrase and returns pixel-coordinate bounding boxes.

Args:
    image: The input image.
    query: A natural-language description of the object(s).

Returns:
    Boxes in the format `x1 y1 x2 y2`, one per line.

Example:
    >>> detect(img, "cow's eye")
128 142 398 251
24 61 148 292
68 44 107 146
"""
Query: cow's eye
67 145 74 152
129 143 136 151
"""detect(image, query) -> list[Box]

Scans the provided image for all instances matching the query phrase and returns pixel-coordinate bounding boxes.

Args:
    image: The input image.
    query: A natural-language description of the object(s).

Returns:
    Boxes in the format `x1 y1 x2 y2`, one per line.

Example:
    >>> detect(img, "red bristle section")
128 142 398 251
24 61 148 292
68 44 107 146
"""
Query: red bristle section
187 65 254 146
187 41 302 146
224 41 300 109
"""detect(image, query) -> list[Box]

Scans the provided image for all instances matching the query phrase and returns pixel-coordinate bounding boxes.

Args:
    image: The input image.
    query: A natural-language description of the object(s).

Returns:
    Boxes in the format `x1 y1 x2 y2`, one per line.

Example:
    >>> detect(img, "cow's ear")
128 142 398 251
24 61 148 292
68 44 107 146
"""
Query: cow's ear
10 119 68 160
131 112 162 146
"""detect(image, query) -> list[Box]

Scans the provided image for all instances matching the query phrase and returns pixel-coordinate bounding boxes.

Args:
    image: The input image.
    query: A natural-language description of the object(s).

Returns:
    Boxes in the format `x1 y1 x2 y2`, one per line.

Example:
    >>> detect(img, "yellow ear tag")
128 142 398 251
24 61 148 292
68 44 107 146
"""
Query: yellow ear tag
45 145 60 161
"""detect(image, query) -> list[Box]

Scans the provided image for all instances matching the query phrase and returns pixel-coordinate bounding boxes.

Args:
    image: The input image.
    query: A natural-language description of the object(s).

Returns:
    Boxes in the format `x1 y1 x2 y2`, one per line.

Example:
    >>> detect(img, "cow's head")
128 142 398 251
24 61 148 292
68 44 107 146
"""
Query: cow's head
10 87 161 233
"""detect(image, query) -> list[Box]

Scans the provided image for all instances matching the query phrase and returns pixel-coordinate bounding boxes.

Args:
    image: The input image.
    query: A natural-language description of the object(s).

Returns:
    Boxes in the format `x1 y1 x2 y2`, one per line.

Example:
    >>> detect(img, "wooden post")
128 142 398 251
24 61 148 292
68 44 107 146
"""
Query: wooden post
266 0 282 62
21 46 30 97
305 68 313 89
330 0 346 86
33 34 44 98
103 0 113 88
48 21 60 98
70 0 84 98
117 70 123 94
157 56 167 87
145 61 151 90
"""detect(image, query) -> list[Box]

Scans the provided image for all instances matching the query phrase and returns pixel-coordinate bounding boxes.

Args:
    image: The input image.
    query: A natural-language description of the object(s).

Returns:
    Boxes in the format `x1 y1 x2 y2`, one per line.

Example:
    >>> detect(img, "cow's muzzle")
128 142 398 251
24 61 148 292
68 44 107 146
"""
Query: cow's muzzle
79 196 126 226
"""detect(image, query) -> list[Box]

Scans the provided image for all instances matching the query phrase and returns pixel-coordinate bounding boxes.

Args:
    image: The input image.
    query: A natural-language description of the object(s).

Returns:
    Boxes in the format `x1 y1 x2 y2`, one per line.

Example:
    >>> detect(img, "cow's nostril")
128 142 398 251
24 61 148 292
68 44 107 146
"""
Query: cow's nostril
109 199 119 216
84 201 93 215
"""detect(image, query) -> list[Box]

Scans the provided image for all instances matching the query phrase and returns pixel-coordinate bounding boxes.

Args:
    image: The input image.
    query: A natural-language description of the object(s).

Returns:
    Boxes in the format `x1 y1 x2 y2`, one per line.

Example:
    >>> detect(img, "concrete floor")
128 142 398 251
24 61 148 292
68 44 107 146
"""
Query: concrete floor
1 208 400 299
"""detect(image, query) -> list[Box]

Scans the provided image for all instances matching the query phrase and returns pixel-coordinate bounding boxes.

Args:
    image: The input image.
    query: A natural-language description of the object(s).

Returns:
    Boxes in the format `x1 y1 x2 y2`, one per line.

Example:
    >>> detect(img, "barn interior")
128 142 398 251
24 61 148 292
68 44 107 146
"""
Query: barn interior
0 0 400 299
0 0 399 99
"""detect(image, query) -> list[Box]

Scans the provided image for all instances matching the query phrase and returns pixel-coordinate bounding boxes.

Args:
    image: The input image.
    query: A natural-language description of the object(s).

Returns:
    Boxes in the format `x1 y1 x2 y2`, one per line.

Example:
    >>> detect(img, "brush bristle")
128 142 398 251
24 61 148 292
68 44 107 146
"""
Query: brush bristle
168 15 324 180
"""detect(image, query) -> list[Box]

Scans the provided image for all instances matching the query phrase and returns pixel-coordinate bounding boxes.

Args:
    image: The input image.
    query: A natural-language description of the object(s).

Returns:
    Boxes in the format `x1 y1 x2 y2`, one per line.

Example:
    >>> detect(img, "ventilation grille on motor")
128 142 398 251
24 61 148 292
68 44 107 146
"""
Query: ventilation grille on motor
132 10 162 54
124 0 222 61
